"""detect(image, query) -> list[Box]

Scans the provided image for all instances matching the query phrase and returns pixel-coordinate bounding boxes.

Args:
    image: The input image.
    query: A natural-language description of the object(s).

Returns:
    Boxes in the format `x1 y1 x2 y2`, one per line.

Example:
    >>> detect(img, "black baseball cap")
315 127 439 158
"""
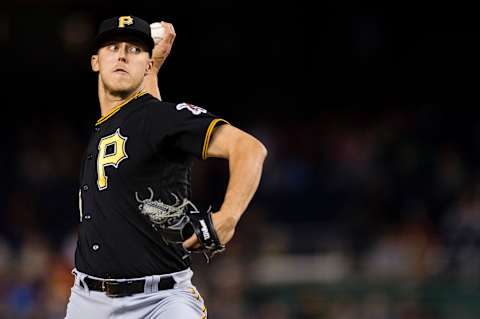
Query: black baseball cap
93 16 154 55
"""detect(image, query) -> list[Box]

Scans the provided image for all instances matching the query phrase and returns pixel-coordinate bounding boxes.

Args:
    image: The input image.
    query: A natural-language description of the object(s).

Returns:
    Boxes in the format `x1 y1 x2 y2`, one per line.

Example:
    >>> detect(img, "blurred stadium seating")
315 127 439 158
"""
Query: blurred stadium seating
1 2 479 318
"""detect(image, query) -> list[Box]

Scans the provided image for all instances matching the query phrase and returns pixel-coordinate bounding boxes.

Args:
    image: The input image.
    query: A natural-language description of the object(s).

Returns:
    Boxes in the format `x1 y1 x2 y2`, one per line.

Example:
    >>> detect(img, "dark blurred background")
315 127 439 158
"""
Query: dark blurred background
1 1 480 318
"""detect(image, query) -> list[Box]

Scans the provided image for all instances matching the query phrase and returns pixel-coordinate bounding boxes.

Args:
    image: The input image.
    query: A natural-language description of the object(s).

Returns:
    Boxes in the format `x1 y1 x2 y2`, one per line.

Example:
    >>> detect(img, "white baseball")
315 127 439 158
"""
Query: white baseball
150 22 166 43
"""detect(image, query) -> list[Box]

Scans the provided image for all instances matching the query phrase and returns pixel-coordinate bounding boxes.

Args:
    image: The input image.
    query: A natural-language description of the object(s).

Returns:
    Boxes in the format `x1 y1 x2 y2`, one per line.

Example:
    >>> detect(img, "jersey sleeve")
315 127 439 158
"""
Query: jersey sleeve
145 101 229 159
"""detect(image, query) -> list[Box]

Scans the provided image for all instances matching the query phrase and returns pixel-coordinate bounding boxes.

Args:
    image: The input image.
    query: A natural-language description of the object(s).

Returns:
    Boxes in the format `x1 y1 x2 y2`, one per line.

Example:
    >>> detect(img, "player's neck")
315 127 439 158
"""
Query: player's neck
99 85 144 116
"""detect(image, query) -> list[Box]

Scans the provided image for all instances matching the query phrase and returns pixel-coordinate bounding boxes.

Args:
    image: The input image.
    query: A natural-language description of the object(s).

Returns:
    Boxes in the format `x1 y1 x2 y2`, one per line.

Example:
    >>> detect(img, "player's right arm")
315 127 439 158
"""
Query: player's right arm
144 22 176 100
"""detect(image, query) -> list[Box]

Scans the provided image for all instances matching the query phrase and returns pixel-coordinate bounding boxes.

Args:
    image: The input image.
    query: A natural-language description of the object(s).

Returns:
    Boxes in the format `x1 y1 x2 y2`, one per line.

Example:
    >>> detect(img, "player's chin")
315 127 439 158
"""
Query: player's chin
110 83 138 97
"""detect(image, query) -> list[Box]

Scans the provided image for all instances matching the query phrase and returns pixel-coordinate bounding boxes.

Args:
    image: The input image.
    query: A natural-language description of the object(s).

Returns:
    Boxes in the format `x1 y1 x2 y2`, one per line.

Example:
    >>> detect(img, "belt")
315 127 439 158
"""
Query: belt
82 276 176 297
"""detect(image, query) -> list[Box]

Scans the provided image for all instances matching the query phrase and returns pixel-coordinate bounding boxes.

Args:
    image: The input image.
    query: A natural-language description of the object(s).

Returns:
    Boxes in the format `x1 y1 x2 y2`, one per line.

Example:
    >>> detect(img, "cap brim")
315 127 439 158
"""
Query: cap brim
93 29 154 55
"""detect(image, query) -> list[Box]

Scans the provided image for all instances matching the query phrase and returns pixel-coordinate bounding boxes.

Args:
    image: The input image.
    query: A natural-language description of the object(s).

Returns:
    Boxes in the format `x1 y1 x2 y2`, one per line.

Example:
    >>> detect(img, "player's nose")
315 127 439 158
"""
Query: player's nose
117 43 128 61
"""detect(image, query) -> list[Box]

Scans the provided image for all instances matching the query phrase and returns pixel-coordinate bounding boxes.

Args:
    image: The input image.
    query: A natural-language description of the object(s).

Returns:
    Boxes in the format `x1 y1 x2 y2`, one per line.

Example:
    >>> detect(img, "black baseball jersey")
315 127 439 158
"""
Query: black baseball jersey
75 91 228 279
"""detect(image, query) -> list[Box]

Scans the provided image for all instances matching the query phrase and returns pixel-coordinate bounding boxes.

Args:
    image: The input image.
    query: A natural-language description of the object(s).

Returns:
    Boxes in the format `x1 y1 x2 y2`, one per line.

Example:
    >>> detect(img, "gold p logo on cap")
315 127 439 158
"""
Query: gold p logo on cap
118 16 134 28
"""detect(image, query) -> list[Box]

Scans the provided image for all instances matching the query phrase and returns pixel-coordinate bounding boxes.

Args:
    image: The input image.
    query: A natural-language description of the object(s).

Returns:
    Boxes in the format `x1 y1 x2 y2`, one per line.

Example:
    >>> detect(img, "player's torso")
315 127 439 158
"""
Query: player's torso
76 94 193 278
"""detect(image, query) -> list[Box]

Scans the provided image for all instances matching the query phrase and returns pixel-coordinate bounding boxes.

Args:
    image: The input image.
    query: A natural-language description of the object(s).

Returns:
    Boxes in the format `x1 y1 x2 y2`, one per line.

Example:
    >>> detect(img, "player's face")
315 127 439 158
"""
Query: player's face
92 40 152 96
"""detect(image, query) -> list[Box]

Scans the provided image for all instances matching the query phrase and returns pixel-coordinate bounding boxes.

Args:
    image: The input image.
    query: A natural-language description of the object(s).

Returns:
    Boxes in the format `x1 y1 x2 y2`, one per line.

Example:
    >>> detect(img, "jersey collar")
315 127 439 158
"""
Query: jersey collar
96 90 148 126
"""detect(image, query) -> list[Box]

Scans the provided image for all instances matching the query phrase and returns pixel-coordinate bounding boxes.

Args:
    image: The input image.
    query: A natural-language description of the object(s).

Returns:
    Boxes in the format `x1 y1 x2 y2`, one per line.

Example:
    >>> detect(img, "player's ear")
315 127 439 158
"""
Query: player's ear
91 55 99 72
144 59 153 76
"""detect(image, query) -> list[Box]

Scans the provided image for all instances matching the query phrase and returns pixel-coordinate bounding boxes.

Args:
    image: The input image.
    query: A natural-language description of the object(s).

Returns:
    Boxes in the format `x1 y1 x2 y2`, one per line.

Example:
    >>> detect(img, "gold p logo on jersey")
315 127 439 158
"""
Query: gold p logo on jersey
118 16 134 28
97 128 128 190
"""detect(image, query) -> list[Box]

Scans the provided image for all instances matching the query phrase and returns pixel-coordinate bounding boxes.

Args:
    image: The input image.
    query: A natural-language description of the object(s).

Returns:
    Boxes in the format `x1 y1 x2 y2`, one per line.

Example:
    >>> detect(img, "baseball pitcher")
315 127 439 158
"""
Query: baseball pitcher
64 15 267 319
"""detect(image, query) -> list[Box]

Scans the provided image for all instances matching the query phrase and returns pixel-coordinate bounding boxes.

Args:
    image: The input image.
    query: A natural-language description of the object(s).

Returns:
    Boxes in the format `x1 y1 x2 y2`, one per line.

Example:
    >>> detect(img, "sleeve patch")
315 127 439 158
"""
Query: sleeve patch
176 103 207 115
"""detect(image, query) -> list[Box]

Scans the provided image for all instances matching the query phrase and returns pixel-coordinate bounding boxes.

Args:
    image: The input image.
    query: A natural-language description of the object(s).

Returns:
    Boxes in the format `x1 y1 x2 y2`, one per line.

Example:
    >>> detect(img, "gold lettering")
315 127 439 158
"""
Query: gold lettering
97 129 128 190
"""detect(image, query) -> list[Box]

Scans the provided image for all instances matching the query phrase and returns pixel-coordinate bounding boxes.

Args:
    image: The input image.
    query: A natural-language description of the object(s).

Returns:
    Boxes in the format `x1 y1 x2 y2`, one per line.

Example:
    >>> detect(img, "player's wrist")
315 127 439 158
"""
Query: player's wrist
216 210 239 230
145 69 160 80
151 64 162 76
151 49 169 70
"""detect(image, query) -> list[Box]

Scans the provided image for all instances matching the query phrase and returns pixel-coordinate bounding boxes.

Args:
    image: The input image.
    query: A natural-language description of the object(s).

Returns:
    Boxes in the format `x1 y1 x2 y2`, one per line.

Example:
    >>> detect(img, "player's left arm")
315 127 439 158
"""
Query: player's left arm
144 22 176 101
183 124 268 249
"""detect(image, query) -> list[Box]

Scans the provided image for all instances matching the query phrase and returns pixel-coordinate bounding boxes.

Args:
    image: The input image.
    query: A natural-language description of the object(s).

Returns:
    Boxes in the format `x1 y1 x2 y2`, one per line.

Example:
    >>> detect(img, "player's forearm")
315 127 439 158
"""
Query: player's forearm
144 21 175 101
143 72 162 100
219 137 267 223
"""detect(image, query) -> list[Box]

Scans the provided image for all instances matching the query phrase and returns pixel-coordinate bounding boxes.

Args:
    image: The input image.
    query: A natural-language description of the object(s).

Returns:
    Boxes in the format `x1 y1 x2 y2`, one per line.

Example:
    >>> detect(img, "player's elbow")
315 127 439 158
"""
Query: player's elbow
241 135 268 163
255 139 268 162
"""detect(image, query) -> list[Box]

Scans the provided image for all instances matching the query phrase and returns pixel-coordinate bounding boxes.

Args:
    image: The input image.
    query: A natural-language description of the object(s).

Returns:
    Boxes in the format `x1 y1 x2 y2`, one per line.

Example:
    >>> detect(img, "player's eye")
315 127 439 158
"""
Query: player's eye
128 46 142 54
107 44 119 51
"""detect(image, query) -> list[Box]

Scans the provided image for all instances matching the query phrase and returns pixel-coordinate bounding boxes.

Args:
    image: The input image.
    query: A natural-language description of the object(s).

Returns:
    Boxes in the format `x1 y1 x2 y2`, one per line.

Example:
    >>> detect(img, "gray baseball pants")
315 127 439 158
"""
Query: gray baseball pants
64 268 207 319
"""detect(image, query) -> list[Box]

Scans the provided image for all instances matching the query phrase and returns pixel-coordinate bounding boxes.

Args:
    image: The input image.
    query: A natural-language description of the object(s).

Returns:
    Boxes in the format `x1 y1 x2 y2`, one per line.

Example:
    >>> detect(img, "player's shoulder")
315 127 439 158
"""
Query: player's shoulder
141 95 209 117
140 94 176 110
138 95 176 119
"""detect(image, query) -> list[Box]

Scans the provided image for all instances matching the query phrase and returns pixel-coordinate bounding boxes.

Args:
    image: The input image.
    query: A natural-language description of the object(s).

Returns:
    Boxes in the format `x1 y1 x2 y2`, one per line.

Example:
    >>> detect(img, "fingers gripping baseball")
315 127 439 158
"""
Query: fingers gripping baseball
150 21 176 71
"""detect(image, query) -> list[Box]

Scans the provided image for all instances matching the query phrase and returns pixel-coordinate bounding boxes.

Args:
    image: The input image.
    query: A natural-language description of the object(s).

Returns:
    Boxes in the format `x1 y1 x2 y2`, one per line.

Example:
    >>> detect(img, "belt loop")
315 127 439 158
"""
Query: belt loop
151 275 161 293
144 275 154 294
76 272 90 294
172 268 192 288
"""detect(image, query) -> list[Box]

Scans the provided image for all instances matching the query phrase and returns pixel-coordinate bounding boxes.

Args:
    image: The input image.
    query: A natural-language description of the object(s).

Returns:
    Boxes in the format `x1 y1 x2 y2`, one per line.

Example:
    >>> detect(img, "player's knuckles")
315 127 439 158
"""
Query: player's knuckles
163 23 175 33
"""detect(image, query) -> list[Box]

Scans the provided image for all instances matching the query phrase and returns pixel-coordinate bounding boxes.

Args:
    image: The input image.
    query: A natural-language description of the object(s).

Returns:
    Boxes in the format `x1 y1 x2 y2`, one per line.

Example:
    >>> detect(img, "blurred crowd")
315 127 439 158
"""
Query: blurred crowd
1 107 480 318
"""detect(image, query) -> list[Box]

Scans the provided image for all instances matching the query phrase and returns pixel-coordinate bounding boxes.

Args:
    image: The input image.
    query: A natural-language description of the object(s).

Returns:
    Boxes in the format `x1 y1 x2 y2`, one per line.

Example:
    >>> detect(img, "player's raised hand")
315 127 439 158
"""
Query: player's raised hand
150 21 176 72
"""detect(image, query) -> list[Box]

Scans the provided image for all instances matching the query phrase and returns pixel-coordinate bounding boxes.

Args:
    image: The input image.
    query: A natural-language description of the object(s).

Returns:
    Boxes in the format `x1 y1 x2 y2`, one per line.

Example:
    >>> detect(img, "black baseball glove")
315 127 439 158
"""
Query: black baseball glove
135 188 225 262
181 206 226 262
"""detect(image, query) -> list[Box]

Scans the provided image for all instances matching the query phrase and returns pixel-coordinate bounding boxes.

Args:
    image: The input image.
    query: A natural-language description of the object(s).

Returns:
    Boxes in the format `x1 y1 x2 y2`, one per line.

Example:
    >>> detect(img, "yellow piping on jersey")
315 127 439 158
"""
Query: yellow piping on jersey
202 119 229 160
96 91 147 126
